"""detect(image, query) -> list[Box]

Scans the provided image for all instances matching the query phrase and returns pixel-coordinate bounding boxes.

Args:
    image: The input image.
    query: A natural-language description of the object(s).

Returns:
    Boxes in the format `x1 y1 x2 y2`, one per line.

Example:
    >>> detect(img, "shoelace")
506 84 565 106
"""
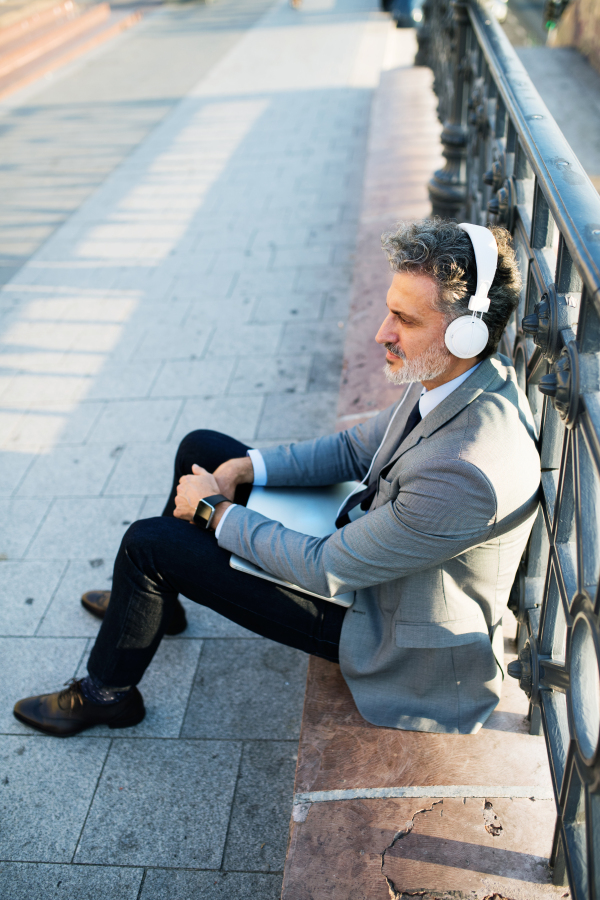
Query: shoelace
58 679 83 711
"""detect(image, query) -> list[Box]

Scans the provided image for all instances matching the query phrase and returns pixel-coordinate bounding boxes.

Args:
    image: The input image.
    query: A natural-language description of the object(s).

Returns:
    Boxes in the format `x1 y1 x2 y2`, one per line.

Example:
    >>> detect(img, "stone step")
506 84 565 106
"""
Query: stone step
0 3 141 98
0 3 110 80
0 0 79 50
0 0 71 32
282 646 562 899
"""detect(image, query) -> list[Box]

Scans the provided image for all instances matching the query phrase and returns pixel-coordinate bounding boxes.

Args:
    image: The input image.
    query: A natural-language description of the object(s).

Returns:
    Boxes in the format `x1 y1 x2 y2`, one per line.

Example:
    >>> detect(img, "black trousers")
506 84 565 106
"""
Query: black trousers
88 430 346 688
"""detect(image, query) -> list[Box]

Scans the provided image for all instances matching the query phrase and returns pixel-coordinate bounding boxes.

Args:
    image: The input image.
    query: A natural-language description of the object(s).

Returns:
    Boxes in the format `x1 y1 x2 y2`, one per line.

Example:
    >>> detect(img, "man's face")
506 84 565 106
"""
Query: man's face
375 271 452 386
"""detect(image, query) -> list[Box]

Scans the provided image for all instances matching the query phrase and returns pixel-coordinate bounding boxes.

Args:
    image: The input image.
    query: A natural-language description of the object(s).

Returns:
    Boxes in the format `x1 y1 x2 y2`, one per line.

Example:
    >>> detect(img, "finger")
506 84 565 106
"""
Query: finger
191 464 206 475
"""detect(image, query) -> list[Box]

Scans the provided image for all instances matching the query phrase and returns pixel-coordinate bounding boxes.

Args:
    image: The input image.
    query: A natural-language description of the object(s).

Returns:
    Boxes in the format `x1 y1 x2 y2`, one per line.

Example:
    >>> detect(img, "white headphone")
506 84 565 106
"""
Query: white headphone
444 223 499 360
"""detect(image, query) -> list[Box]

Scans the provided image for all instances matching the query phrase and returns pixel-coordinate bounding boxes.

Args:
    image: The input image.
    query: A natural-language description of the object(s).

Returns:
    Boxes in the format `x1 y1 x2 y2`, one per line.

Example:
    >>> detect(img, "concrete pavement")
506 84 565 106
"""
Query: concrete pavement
0 0 407 895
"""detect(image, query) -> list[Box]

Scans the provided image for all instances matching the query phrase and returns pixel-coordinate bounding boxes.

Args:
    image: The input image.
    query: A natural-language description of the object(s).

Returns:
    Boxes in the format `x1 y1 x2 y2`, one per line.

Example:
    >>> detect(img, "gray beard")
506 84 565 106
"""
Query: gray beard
383 338 452 385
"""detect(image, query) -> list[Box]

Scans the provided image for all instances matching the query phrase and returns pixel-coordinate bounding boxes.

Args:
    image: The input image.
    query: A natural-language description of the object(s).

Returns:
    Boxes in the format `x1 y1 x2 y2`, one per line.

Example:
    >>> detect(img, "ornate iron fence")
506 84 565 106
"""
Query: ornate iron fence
419 2 600 896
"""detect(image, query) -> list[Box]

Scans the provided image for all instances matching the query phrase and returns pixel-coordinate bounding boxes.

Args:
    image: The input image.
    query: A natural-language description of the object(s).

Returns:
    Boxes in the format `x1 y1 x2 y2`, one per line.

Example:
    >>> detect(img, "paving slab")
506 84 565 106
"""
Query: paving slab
149 357 235 400
131 320 214 363
279 319 347 357
16 443 120 498
85 360 163 401
175 600 259 640
86 399 183 444
102 442 177 498
171 395 265 446
205 323 284 360
0 496 52 559
224 740 299 872
181 639 308 741
0 450 34 495
179 601 259 640
0 862 143 900
0 735 110 861
1 401 104 452
228 355 312 396
0 559 66 636
308 351 346 393
137 495 169 520
139 869 282 900
74 738 242 867
249 290 324 324
258 390 340 440
25 497 143 560
36 558 113 637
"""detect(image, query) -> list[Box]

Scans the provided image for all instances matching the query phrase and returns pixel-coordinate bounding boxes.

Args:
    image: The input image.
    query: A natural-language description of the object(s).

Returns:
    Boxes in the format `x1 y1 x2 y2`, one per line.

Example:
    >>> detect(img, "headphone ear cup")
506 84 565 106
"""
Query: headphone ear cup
444 316 489 359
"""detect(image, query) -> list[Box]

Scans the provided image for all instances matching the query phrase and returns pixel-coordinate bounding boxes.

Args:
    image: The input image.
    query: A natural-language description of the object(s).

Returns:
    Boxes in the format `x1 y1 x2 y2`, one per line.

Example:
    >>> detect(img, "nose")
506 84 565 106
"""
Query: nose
375 312 398 346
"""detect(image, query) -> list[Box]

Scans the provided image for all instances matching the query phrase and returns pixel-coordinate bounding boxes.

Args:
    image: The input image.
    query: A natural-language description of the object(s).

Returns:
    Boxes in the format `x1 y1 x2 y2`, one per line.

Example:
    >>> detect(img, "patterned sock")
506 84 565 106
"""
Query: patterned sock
80 674 132 705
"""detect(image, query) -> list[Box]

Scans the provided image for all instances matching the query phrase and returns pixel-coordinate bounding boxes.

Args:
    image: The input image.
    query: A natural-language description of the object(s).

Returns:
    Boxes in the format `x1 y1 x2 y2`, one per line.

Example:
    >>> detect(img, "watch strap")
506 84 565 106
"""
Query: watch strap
201 494 228 508
193 494 229 529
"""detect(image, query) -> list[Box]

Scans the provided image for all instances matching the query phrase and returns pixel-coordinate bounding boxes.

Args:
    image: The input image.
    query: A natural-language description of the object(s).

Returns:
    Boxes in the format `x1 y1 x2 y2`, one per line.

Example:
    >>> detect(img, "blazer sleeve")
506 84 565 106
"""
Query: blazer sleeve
217 458 499 596
258 401 402 487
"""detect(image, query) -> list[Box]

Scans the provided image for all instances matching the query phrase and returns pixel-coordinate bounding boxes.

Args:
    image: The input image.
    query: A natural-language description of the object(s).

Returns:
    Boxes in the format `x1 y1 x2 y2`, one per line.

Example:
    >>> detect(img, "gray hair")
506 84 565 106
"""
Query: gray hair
381 218 522 359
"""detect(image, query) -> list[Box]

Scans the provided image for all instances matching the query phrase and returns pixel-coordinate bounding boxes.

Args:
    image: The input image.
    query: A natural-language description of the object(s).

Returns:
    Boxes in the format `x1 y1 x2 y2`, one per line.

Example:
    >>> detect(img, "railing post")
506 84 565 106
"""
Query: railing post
428 0 469 219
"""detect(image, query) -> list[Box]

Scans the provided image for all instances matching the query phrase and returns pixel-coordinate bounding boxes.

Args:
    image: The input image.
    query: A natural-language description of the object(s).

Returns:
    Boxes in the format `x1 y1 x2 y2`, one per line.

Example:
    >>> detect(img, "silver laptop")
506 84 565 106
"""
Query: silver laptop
229 481 360 607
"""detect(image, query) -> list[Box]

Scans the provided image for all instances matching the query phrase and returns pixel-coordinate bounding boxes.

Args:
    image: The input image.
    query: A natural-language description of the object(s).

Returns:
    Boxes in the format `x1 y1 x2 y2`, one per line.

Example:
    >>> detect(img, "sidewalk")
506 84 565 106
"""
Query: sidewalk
0 0 405 896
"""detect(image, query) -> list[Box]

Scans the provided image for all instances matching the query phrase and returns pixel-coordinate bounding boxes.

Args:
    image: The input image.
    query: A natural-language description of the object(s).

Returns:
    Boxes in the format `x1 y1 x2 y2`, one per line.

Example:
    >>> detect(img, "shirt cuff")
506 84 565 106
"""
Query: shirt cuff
214 503 237 540
247 448 267 486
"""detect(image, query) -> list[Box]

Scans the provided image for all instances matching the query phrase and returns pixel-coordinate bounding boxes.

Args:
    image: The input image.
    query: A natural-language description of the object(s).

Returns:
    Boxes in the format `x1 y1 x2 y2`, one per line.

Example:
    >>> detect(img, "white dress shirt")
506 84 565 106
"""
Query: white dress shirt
215 363 481 538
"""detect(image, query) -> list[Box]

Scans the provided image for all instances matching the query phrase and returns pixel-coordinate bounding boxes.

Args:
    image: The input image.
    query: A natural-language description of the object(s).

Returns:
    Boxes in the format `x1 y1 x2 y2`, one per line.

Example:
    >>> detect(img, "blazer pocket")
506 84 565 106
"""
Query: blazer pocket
395 611 489 649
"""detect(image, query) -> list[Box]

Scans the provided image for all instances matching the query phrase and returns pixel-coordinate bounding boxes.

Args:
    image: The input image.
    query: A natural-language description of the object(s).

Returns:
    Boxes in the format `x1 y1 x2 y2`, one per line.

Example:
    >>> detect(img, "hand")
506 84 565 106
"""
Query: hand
212 456 254 501
174 465 222 523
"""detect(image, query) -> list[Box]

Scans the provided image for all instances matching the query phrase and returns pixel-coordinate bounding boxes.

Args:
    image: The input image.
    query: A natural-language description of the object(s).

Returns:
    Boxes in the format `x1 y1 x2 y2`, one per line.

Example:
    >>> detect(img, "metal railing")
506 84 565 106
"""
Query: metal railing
419 2 600 896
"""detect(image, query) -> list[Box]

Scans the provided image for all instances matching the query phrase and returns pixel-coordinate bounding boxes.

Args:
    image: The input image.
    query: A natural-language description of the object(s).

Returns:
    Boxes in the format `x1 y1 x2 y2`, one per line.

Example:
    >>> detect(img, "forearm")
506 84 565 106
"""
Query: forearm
216 458 501 596
216 503 492 597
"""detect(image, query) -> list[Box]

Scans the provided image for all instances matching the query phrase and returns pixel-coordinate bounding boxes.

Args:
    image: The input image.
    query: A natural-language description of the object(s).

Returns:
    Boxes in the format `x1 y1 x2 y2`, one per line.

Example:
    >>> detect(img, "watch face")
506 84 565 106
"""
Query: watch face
194 499 215 529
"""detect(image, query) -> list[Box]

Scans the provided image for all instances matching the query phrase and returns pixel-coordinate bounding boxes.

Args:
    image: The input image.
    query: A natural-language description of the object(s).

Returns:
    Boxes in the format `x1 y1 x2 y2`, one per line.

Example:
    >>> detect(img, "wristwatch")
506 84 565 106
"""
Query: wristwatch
193 494 229 530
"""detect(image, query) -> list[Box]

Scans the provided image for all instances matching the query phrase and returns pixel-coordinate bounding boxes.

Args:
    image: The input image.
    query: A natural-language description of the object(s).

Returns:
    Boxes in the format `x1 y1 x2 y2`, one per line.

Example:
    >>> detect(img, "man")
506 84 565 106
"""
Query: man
14 218 540 736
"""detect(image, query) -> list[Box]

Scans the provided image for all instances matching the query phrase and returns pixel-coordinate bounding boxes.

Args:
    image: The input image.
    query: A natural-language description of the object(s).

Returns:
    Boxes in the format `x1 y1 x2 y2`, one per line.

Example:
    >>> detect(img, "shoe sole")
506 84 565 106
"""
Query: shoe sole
13 704 145 737
108 705 146 729
81 597 106 619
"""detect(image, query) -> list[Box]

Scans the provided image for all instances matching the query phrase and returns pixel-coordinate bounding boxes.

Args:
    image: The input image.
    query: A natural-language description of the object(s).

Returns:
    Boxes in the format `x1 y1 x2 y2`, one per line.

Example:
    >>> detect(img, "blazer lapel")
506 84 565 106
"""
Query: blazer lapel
370 383 422 480
382 358 503 471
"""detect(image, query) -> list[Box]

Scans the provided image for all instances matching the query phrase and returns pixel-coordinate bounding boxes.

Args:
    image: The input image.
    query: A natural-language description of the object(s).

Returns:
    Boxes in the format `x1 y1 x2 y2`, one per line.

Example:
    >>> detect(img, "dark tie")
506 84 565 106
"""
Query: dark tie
335 400 422 528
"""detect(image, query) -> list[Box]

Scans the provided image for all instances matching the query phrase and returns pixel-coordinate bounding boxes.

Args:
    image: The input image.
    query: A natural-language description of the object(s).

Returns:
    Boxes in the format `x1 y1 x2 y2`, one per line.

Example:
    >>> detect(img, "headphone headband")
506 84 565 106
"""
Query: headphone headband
457 223 498 314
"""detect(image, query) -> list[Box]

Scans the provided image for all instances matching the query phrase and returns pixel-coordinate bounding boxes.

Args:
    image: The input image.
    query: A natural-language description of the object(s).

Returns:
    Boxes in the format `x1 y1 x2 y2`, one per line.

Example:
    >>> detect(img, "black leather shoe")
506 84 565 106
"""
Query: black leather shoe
81 590 187 636
13 680 145 737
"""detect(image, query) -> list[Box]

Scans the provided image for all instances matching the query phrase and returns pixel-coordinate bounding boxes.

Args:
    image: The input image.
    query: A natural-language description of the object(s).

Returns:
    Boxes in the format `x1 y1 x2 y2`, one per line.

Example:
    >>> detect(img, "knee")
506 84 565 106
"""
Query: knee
118 519 164 568
175 429 223 475
117 518 179 582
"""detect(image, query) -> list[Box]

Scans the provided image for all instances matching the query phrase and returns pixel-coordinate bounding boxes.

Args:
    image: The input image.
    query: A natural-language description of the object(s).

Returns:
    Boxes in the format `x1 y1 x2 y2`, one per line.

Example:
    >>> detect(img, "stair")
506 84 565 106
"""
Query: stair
0 0 142 99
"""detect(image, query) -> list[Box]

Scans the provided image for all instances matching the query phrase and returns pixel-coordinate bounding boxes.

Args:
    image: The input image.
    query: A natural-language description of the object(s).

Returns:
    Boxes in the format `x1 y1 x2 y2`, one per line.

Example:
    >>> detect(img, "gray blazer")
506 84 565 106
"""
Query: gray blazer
218 355 541 734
